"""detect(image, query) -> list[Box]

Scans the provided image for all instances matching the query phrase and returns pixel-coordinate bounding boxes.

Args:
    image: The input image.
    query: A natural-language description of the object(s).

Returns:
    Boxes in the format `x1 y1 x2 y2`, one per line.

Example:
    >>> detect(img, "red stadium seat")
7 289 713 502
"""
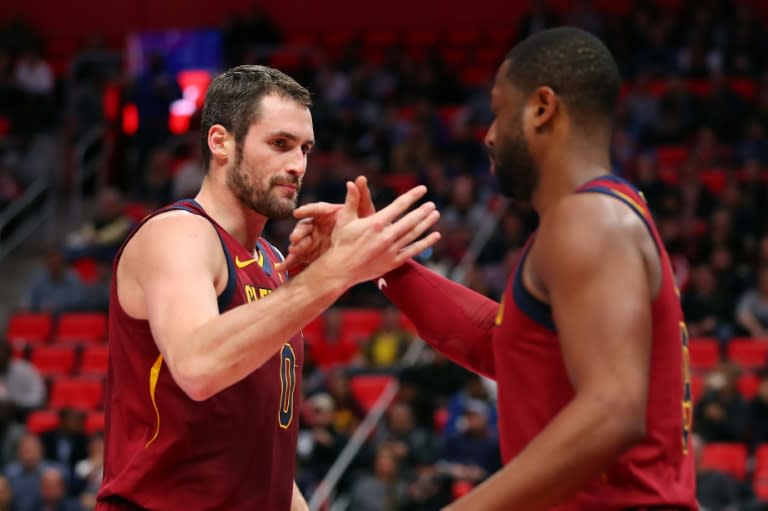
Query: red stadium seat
30 345 77 377
301 316 324 342
55 313 107 344
85 411 105 434
350 374 394 411
123 202 152 223
72 258 99 284
754 444 768 499
80 345 109 376
445 29 480 46
700 443 748 480
26 410 59 434
727 339 768 371
49 378 104 410
699 169 727 195
691 374 705 403
655 145 689 170
341 309 382 343
739 373 760 400
688 339 720 372
403 30 439 47
6 313 53 344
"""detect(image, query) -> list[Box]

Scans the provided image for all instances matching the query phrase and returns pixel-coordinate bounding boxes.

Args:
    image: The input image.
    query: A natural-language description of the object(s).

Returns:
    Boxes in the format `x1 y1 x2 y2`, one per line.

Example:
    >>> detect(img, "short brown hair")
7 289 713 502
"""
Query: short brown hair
200 65 312 169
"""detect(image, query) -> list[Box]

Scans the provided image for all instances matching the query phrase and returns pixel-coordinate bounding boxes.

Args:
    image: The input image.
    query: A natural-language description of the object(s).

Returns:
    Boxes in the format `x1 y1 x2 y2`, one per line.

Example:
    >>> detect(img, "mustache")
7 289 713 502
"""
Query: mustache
270 175 300 187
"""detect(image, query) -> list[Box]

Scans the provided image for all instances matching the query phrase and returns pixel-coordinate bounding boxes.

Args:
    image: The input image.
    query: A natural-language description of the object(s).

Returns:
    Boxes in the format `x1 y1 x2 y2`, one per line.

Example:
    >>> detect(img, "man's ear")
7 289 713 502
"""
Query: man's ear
531 86 558 130
208 125 234 165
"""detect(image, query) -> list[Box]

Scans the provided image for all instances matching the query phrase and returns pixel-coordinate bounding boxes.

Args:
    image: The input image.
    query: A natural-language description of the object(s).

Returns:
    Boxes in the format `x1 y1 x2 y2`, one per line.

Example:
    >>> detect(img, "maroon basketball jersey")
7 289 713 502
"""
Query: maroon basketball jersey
494 176 696 510
97 199 303 511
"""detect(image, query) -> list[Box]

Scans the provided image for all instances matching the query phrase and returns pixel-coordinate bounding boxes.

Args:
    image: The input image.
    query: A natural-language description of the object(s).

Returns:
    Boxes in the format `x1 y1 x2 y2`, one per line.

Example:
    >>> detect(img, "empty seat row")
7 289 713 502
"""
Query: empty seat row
689 338 768 372
25 345 109 377
6 312 107 344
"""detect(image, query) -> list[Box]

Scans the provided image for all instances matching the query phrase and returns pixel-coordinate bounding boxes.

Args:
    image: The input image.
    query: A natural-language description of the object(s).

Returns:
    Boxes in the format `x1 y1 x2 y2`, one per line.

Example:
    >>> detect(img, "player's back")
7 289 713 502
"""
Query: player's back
493 175 696 510
97 199 303 511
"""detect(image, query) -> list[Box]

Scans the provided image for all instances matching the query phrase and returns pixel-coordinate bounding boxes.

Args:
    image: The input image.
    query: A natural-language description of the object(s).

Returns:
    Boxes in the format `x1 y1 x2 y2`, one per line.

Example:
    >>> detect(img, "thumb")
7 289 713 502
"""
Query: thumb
337 181 360 224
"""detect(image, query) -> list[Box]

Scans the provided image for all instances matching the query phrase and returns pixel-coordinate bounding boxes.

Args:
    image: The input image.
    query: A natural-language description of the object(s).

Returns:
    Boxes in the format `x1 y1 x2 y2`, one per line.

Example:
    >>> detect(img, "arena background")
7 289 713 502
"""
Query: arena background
0 0 767 509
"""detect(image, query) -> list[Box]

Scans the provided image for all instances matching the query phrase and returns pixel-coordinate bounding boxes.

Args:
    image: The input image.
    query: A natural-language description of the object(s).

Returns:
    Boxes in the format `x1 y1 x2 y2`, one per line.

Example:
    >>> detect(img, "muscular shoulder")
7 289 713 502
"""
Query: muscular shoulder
121 210 222 279
531 192 657 286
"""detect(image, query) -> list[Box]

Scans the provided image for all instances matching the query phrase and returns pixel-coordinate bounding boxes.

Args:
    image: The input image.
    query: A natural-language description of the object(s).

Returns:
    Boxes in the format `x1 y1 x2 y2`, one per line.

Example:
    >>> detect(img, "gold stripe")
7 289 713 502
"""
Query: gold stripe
145 354 164 447
608 189 649 217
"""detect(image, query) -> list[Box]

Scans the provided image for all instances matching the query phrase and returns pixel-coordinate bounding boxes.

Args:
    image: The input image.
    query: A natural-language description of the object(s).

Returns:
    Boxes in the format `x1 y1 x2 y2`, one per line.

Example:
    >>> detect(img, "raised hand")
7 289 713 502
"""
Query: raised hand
277 176 376 274
313 180 440 286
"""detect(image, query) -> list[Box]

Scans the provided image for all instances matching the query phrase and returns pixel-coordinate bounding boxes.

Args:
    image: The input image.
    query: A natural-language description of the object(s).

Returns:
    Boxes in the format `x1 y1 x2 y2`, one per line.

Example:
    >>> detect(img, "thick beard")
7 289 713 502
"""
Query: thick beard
226 151 299 219
494 122 537 202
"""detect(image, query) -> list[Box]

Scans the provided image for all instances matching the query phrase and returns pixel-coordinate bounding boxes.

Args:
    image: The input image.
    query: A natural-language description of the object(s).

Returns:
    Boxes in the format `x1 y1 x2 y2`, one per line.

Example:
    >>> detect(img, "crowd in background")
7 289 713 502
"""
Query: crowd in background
1 0 768 510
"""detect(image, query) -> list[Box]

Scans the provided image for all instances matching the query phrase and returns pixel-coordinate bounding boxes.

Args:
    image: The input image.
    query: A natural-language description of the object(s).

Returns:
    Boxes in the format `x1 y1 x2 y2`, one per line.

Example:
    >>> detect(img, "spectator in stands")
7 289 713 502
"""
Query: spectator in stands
297 393 347 489
517 0 560 40
171 142 204 200
5 434 66 511
13 48 52 97
40 409 88 484
373 402 435 469
325 370 366 436
0 475 12 511
18 248 85 315
747 369 768 447
632 153 670 214
140 147 173 209
37 467 83 511
62 188 133 263
73 434 102 510
0 387 25 468
735 266 768 338
736 118 768 165
437 399 501 486
363 307 413 369
0 342 45 415
444 374 497 438
682 263 733 340
694 362 749 443
348 445 408 511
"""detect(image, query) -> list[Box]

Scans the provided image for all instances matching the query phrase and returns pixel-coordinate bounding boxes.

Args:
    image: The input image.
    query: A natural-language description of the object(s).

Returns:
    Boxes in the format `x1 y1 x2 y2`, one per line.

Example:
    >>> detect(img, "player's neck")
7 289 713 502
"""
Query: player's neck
531 139 612 217
195 176 267 251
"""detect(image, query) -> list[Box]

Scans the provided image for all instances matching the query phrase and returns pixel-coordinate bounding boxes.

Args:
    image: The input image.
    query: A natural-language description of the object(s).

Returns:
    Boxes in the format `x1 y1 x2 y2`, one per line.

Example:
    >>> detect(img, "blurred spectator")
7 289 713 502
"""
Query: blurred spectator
633 153 670 213
444 375 497 438
37 468 83 511
5 434 66 511
348 445 408 511
297 393 347 488
40 409 88 483
73 435 102 510
0 387 25 468
363 307 413 369
63 188 134 263
437 399 501 485
735 266 768 338
0 342 45 414
141 147 173 208
13 49 51 96
374 402 436 468
747 370 768 447
325 370 366 436
694 363 749 442
682 264 732 340
18 248 85 314
736 118 768 165
171 142 204 200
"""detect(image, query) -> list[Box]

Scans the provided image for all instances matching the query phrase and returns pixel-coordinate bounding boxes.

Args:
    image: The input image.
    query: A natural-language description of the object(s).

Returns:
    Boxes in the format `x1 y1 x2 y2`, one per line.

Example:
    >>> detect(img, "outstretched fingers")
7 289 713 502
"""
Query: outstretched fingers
395 232 442 264
372 185 428 225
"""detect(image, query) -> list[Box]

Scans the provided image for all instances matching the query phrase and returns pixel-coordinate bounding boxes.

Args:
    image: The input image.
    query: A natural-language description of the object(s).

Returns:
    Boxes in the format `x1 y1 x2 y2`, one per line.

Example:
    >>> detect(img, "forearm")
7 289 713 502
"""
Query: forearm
448 395 644 511
737 312 765 337
171 257 348 400
382 260 498 378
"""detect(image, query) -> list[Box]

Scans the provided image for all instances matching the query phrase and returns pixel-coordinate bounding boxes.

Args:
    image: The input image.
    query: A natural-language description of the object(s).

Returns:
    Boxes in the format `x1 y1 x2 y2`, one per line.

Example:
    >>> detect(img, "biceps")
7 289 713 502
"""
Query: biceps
552 253 652 397
143 272 221 358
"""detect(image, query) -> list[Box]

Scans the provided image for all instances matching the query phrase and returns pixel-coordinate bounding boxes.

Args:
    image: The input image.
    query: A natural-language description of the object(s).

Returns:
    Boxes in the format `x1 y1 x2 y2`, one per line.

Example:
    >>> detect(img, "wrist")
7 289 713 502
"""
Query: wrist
306 252 353 293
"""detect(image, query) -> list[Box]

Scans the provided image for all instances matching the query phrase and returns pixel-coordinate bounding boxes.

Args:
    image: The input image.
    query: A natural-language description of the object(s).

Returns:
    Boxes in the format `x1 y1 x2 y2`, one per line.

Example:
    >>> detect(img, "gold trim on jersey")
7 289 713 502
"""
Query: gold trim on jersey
145 354 164 447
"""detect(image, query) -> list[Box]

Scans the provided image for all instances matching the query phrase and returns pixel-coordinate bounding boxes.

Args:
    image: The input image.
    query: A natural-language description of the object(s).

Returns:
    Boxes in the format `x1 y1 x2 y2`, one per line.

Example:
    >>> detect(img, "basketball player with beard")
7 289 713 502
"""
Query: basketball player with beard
95 65 441 511
282 29 697 510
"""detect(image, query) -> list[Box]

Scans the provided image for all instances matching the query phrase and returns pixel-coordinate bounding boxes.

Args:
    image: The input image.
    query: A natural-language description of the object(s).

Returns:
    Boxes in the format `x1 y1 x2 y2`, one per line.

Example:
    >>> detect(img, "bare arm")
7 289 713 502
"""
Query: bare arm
447 195 653 510
125 184 440 401
291 482 308 511
382 260 498 379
